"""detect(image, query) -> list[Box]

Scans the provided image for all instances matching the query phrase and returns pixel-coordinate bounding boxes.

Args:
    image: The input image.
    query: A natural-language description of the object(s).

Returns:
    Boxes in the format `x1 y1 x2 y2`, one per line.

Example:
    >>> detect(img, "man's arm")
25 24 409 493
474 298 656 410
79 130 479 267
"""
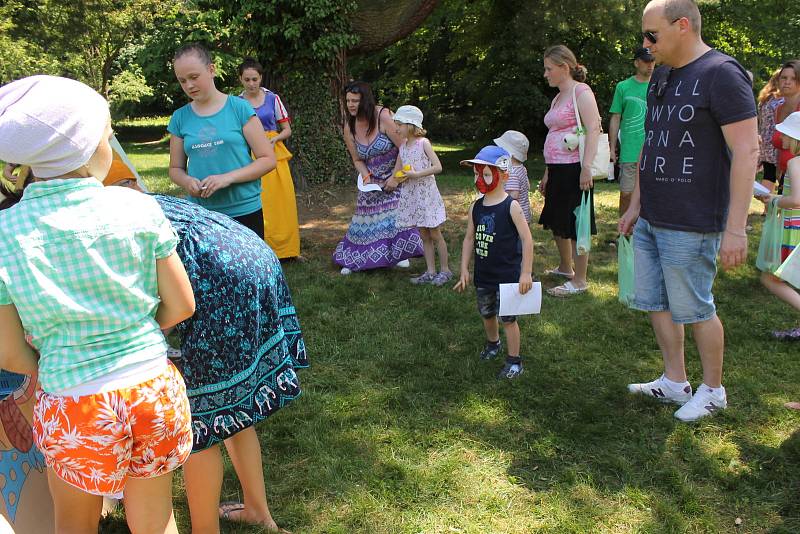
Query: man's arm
719 116 759 269
608 113 621 163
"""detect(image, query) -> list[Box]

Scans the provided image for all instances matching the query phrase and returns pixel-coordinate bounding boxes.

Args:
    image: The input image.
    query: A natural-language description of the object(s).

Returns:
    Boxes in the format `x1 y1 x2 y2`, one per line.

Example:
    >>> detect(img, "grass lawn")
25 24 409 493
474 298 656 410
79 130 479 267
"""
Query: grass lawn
101 139 800 533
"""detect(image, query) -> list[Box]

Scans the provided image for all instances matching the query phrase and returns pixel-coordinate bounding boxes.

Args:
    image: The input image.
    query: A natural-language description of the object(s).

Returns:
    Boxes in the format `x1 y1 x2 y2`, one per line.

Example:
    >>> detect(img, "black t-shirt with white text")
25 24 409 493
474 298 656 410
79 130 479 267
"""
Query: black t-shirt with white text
639 50 756 233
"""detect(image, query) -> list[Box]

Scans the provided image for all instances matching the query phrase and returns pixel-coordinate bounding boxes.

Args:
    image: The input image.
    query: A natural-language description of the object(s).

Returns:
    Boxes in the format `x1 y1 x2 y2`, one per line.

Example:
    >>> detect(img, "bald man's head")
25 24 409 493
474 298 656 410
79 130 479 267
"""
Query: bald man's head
645 0 702 34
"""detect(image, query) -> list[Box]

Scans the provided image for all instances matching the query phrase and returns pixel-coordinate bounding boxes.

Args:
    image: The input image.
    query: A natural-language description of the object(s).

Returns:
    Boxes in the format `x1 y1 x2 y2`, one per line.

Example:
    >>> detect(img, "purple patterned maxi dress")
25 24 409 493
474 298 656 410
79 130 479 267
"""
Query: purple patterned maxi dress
333 132 423 271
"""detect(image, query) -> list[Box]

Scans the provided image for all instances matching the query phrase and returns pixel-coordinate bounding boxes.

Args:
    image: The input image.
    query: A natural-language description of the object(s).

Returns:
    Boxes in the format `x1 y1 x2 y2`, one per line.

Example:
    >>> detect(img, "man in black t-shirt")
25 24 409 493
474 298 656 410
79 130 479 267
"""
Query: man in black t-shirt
618 0 759 422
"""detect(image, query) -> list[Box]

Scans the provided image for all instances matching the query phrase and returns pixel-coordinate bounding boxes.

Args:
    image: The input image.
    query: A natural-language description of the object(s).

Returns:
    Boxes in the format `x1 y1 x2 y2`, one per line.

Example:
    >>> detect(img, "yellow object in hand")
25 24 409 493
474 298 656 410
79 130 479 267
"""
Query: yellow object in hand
394 164 412 180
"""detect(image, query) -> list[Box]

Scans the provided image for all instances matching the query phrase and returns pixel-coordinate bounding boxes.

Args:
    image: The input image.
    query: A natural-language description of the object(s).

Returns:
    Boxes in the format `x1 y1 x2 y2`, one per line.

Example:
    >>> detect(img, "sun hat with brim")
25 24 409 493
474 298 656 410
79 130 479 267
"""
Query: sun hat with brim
460 145 511 171
776 112 800 141
493 130 529 162
394 105 424 129
0 75 109 179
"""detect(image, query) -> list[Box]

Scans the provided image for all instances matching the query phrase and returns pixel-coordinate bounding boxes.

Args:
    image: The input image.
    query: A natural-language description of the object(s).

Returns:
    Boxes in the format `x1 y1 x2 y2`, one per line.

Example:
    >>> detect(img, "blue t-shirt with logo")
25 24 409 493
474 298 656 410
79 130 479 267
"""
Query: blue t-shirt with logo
639 50 756 233
168 96 261 217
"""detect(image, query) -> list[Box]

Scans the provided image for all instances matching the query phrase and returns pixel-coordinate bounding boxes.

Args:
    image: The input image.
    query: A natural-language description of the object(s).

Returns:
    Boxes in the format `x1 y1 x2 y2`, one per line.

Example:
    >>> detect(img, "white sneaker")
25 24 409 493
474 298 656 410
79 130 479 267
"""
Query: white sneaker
396 259 410 268
673 384 726 422
340 267 352 275
627 375 692 405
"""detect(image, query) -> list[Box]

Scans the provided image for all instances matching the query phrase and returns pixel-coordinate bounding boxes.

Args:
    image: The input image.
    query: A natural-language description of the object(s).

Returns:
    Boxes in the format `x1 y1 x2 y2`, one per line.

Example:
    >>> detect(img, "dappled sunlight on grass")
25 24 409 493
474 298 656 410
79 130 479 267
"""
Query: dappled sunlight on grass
102 141 800 533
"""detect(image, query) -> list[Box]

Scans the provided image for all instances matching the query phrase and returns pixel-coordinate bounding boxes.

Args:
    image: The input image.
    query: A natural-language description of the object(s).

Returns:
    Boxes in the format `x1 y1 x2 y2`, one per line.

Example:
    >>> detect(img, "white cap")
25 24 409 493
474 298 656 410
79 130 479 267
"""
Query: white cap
0 75 109 178
493 130 529 162
776 111 800 142
394 105 424 129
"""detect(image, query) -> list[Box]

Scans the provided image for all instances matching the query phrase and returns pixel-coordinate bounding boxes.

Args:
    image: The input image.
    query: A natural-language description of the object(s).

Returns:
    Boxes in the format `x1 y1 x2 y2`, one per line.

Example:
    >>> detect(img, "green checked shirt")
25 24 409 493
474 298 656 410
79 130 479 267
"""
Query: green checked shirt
0 178 178 394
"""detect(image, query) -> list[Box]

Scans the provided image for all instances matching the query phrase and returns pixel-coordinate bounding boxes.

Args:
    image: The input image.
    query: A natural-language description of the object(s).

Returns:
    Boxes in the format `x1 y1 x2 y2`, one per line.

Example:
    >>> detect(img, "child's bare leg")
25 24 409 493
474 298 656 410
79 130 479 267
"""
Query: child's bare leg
501 320 520 356
124 471 179 534
482 316 500 343
183 444 223 534
761 271 800 311
419 227 436 273
430 226 450 272
222 427 281 529
47 469 103 534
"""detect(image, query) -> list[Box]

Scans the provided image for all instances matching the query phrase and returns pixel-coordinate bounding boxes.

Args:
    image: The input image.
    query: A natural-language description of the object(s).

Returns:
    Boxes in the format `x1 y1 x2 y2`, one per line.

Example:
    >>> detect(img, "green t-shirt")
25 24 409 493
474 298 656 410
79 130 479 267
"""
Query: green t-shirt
609 76 649 163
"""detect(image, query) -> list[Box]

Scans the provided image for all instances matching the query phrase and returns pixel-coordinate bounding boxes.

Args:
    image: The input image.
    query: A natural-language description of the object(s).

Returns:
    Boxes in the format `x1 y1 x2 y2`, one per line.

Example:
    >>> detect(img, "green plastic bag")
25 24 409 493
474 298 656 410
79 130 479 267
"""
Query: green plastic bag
617 235 635 306
756 198 783 272
775 242 800 289
574 191 591 255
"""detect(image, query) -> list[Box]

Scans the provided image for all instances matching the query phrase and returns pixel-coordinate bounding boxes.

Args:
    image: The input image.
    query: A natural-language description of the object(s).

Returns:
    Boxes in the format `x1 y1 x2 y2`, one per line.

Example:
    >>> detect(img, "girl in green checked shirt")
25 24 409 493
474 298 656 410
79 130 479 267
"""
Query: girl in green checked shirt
0 76 196 534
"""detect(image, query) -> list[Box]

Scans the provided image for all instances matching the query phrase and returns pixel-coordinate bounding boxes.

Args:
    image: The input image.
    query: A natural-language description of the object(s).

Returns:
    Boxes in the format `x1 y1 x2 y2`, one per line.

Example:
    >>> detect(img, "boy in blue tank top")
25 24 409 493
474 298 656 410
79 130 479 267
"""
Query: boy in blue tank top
454 146 534 379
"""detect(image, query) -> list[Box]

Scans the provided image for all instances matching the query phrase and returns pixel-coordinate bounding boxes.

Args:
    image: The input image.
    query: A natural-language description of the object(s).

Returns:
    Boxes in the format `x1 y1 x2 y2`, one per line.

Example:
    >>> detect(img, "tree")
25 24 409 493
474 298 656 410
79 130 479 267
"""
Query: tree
0 0 178 97
349 0 800 145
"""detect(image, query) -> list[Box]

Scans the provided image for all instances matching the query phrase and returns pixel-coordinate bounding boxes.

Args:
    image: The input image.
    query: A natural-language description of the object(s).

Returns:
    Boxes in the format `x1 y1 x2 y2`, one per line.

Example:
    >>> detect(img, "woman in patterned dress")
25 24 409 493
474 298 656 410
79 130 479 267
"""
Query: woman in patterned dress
333 81 423 274
106 176 305 533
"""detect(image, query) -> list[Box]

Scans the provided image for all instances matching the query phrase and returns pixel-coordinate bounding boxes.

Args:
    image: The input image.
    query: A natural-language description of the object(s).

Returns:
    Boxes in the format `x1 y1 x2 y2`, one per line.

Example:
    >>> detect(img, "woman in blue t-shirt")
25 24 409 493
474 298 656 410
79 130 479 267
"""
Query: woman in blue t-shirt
168 43 275 237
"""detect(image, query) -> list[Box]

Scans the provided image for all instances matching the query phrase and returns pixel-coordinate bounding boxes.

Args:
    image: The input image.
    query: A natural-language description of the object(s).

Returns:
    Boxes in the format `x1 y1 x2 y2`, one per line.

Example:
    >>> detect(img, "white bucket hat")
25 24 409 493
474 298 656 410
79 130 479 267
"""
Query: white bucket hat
776 112 800 141
0 75 109 178
493 130 529 162
394 105 424 129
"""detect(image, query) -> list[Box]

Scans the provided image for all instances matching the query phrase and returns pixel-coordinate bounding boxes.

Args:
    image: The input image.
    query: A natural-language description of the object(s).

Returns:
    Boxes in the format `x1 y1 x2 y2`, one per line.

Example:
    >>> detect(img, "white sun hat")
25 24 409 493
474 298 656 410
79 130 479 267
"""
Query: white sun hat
393 105 424 129
776 112 800 141
0 75 109 178
493 130 529 162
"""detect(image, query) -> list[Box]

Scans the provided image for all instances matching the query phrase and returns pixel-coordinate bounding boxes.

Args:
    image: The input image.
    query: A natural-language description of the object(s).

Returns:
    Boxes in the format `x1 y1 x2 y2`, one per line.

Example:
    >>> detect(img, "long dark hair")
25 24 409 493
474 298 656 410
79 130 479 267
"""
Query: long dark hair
344 81 377 138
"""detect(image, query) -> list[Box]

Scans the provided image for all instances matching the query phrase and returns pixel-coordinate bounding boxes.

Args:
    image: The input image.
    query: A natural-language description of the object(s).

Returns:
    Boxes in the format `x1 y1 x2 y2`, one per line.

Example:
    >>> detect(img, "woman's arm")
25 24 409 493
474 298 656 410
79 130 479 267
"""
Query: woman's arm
169 135 203 197
538 166 549 194
155 253 195 330
271 94 292 144
343 124 371 179
576 85 602 191
379 107 405 148
199 116 275 198
0 304 38 375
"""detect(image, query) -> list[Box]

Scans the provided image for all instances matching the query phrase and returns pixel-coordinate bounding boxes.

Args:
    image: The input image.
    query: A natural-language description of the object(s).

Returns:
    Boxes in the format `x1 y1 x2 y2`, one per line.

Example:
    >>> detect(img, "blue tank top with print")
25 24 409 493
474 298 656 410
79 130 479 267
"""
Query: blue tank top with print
472 195 521 289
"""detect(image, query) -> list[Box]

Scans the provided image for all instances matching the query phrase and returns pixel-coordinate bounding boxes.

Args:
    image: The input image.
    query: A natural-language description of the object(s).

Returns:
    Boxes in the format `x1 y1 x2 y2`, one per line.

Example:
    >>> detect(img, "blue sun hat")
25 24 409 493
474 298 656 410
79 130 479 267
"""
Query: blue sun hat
460 145 511 171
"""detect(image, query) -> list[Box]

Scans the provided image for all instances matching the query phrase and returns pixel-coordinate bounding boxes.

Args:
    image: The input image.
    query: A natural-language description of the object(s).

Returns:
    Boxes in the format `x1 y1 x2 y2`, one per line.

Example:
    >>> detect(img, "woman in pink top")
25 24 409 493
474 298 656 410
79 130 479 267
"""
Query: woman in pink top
538 44 602 296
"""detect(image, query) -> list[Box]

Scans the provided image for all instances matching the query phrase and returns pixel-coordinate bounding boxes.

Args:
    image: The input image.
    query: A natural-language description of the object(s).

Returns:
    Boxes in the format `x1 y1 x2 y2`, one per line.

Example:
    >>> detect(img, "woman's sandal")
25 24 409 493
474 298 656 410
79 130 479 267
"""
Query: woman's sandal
544 268 574 279
784 401 800 411
219 501 292 534
547 281 587 297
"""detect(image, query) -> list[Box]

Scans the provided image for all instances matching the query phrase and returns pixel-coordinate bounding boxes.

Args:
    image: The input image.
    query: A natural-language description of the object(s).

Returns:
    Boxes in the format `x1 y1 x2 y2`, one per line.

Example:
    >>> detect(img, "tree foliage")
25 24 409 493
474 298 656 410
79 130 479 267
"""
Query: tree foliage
349 0 800 144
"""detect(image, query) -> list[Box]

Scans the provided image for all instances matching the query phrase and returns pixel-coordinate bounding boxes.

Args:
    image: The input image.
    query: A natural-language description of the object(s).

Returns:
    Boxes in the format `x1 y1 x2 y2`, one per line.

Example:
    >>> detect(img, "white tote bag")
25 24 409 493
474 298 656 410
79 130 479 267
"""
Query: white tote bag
775 242 800 289
572 85 610 179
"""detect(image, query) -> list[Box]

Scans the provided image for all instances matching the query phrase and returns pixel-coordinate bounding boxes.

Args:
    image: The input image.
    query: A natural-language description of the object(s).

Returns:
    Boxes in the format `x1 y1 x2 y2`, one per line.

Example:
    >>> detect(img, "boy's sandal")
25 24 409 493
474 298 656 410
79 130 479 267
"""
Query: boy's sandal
219 502 292 534
547 281 587 297
544 268 574 278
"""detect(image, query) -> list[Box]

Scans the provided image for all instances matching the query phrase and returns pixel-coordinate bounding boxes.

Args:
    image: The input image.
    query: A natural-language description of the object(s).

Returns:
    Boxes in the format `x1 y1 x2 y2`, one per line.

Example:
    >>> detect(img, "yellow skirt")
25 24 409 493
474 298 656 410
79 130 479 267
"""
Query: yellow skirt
262 131 300 258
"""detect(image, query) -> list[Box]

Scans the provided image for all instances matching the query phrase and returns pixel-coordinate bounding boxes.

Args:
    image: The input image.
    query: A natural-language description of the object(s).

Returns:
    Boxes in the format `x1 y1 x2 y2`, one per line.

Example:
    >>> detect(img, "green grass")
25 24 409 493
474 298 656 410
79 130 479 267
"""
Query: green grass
102 141 800 533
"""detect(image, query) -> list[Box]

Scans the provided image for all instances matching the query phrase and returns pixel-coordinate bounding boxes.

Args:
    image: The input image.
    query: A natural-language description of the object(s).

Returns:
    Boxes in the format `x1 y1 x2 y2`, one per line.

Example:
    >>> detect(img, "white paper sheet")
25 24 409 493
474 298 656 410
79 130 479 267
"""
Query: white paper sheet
357 173 383 192
753 181 771 197
499 282 542 316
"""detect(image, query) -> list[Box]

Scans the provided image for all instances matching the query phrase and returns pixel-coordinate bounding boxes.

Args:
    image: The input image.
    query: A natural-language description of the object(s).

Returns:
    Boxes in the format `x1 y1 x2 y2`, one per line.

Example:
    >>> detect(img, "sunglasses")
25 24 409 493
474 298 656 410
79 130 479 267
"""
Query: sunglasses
642 17 682 44
655 68 674 99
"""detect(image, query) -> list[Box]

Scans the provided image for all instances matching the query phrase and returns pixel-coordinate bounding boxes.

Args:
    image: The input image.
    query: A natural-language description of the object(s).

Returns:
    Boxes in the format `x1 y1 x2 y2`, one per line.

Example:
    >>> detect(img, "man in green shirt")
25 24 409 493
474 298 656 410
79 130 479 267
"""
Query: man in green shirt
609 47 655 215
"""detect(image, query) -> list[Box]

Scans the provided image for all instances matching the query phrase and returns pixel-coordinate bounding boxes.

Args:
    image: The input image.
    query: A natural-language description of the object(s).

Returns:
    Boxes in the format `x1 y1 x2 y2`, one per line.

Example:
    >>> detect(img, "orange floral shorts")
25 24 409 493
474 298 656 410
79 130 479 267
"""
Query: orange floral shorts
32 362 193 496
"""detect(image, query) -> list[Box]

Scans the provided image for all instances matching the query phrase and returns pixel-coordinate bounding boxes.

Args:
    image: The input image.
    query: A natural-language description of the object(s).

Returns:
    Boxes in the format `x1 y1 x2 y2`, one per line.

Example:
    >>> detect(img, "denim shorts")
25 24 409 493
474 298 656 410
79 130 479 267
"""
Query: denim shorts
632 218 721 324
476 286 516 323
